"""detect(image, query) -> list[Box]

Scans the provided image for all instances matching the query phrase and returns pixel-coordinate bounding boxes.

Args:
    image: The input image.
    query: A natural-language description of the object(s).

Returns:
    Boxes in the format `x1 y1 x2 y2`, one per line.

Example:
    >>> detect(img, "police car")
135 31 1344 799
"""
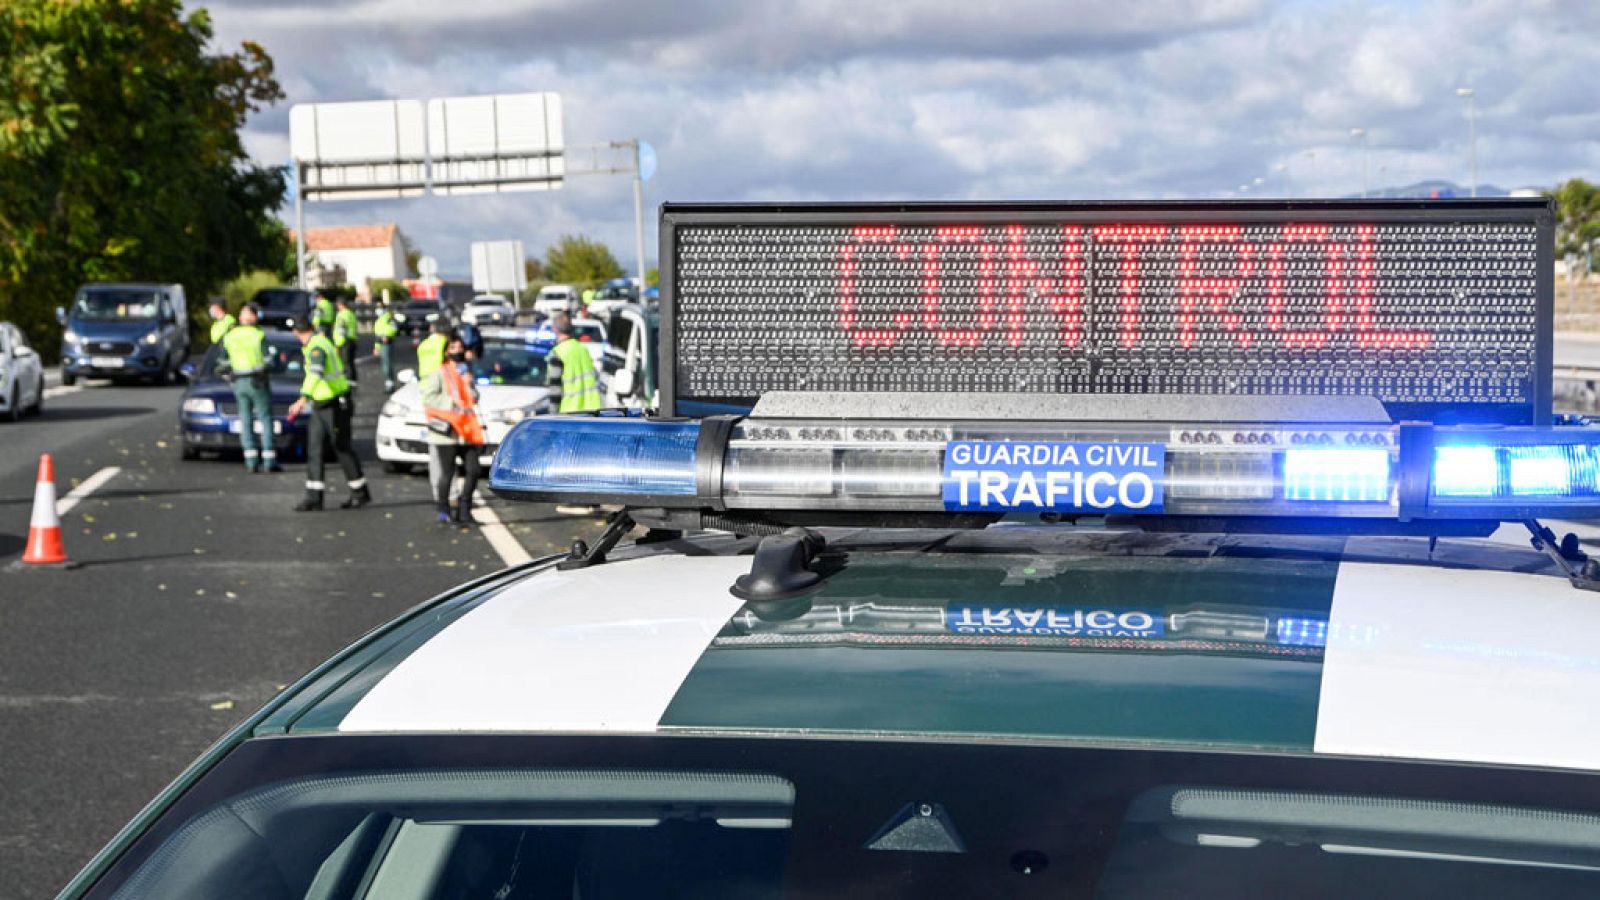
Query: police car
63 200 1600 899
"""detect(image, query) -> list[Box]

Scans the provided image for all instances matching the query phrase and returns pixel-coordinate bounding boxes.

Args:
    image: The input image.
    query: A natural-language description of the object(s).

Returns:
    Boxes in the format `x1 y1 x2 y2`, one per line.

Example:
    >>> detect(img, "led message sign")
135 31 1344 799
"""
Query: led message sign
663 202 1552 423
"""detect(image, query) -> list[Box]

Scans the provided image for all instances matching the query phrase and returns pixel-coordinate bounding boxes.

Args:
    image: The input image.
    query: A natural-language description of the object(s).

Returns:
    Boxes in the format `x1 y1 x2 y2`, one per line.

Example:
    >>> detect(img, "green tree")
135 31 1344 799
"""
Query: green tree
368 278 411 304
0 0 287 351
399 229 421 278
524 255 545 284
219 269 283 311
1550 178 1600 261
544 235 624 290
645 266 659 288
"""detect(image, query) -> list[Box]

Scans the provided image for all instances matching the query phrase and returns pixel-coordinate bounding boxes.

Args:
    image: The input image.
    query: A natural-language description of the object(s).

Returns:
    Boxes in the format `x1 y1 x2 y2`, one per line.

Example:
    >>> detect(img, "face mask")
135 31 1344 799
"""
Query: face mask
447 350 467 363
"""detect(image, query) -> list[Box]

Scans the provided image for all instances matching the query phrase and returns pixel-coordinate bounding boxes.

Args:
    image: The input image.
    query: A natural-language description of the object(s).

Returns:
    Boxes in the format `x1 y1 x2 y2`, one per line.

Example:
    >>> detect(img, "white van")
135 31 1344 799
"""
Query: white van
534 284 580 318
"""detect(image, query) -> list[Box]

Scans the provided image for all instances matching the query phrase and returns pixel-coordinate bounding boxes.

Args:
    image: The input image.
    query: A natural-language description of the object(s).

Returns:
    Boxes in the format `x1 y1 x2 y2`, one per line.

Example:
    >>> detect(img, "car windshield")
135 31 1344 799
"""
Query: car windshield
252 289 306 310
86 726 1600 899
573 322 605 343
475 339 550 386
199 335 303 380
72 289 161 322
405 301 438 311
470 298 508 307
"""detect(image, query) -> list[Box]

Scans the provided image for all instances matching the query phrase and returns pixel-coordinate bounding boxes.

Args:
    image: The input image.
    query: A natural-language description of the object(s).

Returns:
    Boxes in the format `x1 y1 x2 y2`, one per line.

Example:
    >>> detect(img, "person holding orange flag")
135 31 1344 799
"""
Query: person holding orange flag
421 330 486 525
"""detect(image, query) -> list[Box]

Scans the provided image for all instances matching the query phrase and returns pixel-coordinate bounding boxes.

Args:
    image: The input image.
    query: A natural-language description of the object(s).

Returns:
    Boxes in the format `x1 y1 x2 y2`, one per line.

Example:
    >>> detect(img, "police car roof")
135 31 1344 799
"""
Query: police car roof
254 525 1600 774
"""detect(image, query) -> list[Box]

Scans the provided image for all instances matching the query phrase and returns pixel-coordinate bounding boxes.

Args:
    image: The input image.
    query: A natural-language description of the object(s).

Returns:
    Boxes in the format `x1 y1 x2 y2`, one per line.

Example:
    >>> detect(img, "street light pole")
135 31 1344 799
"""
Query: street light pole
631 139 646 295
1350 128 1369 198
294 161 307 290
1456 87 1478 197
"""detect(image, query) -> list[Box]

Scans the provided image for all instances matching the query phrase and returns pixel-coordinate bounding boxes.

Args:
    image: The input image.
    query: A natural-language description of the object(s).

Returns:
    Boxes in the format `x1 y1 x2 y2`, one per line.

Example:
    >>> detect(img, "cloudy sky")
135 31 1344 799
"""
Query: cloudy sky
208 0 1600 279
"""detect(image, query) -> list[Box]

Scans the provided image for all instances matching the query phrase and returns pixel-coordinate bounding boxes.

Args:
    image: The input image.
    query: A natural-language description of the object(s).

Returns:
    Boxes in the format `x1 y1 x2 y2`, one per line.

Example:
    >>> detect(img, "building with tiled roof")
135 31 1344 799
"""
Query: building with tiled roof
289 224 406 298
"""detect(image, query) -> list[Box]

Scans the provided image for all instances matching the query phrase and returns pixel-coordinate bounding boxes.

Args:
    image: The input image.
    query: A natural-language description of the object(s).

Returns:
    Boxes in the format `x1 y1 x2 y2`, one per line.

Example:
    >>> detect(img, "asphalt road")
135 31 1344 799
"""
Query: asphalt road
1555 333 1600 373
0 338 606 898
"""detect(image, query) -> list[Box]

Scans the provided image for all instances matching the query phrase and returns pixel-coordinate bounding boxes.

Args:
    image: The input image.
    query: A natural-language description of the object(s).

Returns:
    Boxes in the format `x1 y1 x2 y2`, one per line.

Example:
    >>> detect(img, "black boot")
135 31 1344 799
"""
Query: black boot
293 491 323 512
453 502 473 525
340 485 372 509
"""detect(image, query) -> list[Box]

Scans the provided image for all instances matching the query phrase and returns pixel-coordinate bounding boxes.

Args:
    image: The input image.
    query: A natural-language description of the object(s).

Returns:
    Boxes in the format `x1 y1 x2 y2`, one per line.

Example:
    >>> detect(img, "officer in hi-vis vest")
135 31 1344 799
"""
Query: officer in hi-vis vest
373 294 399 392
219 304 281 473
208 299 236 345
333 295 361 384
544 312 602 412
286 319 370 512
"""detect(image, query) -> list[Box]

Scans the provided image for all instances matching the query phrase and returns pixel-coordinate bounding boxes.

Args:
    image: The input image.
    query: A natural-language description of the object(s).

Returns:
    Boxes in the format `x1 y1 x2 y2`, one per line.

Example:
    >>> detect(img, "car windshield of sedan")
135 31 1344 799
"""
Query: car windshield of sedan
73 290 161 322
199 336 304 379
476 339 550 386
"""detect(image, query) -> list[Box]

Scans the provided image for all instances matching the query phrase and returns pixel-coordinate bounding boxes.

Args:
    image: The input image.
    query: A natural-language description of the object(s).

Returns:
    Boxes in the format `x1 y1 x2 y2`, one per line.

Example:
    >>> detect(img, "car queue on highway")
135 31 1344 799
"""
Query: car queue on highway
4 278 660 524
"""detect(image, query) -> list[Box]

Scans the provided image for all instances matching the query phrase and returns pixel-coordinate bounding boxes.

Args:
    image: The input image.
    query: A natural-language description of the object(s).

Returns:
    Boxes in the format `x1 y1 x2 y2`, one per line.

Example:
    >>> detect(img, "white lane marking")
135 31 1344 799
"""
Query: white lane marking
1316 562 1600 771
57 467 120 517
339 555 751 733
470 496 534 568
42 385 82 399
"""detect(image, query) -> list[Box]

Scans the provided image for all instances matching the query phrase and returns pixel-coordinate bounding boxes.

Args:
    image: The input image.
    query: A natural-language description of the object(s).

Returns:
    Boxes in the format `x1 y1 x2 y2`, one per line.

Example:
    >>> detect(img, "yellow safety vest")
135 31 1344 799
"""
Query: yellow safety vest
333 307 360 347
551 338 601 412
374 310 397 340
417 333 447 379
210 314 236 344
222 325 266 375
313 298 335 330
300 334 348 403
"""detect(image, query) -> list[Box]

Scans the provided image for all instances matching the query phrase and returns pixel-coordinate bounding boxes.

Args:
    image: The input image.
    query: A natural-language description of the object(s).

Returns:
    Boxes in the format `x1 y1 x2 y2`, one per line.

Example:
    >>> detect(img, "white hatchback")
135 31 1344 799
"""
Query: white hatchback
375 334 559 471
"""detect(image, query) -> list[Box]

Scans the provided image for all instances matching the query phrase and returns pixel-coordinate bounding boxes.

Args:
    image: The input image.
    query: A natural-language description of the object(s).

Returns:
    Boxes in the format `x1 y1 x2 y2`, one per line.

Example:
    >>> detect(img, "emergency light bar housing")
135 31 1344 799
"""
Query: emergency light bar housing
489 414 1600 524
659 199 1555 425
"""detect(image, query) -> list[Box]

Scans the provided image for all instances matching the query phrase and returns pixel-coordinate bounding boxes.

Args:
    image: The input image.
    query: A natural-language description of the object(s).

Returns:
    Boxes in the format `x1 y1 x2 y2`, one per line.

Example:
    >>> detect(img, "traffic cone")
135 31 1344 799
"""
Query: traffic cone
22 453 70 566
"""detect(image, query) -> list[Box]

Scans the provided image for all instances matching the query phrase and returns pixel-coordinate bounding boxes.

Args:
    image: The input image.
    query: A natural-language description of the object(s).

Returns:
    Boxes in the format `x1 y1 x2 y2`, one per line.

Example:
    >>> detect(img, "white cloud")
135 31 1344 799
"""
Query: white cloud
206 0 1600 276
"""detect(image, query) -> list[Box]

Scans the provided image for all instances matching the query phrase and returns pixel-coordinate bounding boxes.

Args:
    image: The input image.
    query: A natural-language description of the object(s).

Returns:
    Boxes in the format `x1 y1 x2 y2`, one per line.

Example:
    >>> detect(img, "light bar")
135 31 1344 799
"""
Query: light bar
490 415 1600 523
489 416 701 501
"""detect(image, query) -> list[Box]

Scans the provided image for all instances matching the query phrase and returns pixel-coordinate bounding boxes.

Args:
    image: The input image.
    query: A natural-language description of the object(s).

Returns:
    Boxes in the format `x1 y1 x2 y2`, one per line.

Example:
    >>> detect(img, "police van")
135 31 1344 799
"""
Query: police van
63 199 1600 899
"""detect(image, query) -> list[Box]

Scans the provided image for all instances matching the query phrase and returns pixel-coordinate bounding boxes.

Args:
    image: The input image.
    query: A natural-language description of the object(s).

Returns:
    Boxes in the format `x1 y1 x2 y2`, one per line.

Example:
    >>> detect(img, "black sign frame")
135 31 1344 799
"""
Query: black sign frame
658 199 1555 424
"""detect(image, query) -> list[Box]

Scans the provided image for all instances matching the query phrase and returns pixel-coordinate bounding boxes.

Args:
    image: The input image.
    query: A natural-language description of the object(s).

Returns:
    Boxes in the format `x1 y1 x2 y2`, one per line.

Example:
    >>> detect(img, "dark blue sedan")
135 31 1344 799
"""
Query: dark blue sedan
177 330 309 461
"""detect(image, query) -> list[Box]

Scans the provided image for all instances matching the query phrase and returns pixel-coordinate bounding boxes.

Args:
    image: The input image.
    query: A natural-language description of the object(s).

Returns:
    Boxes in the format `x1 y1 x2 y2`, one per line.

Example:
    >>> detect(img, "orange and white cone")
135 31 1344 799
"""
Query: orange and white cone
22 453 70 566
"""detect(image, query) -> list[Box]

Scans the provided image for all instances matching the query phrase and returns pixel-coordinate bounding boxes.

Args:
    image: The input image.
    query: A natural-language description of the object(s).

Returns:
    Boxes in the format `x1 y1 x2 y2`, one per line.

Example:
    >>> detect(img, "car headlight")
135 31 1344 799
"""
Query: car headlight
182 397 216 415
63 330 80 347
143 330 162 345
493 402 550 425
381 399 414 418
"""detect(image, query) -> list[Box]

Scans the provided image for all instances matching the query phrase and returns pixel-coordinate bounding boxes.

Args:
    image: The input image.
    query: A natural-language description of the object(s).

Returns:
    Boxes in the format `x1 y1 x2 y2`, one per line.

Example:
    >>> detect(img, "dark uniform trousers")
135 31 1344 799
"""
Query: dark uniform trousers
307 396 364 488
341 341 360 384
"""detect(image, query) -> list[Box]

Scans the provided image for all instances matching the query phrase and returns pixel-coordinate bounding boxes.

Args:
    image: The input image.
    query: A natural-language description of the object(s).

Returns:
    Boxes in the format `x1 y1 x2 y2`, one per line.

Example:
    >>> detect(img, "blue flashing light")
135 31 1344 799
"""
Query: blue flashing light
489 417 700 497
1431 442 1600 502
1432 446 1498 497
1506 446 1574 495
1275 616 1329 648
1282 448 1390 503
